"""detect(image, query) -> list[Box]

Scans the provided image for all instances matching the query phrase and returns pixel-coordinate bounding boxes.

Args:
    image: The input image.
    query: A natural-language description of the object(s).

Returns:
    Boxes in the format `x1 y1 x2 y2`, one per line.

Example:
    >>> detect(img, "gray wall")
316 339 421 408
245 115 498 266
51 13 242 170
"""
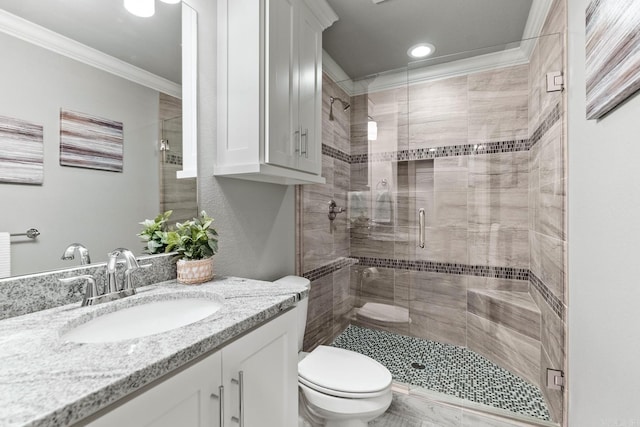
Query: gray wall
190 0 295 281
0 32 160 276
568 0 640 424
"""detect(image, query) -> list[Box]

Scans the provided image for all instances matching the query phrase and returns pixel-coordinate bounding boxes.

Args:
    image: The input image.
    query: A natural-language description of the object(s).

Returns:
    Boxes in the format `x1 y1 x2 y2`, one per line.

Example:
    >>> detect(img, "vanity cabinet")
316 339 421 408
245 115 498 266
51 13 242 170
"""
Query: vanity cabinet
216 0 337 185
88 308 298 427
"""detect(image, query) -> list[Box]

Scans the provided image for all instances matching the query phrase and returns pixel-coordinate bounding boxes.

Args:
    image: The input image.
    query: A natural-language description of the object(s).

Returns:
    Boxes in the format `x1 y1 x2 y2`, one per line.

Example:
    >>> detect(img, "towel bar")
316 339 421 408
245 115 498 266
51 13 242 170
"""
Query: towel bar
10 228 40 239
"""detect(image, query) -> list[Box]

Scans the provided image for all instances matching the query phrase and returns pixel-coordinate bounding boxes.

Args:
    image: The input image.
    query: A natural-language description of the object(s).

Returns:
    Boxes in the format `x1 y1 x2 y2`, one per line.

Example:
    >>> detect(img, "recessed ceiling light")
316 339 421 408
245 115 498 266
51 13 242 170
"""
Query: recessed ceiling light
124 0 155 17
408 43 435 59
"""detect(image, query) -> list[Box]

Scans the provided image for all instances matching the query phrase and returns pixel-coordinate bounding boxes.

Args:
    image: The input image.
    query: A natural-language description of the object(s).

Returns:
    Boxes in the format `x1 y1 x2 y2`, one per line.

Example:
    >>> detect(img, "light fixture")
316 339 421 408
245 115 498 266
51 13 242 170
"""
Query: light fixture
124 0 155 17
407 43 435 59
124 0 180 17
368 116 378 141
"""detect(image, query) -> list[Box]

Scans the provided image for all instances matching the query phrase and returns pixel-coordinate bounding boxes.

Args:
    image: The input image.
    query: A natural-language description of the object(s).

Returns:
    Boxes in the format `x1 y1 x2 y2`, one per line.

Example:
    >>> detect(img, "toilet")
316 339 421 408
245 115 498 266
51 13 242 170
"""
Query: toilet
274 276 393 427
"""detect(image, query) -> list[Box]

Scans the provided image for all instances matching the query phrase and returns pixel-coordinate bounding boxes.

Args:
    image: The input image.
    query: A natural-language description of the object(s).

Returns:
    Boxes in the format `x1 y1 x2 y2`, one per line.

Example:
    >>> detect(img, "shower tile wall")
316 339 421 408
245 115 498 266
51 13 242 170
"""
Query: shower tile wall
527 0 567 422
300 73 353 351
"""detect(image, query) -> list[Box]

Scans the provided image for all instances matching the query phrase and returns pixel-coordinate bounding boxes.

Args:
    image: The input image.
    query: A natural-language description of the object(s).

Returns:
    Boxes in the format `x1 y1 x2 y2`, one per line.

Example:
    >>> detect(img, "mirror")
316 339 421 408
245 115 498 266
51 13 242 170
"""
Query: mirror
0 0 198 277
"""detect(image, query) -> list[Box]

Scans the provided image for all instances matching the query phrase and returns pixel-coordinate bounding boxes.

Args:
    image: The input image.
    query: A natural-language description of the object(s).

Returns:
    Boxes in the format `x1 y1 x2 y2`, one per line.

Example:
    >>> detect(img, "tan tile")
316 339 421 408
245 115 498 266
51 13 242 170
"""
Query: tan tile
538 233 565 302
468 228 529 268
528 41 542 133
408 76 468 148
302 227 334 272
420 227 469 264
466 276 529 292
468 65 529 143
431 191 468 228
434 157 468 192
468 152 529 191
468 189 529 232
467 313 540 387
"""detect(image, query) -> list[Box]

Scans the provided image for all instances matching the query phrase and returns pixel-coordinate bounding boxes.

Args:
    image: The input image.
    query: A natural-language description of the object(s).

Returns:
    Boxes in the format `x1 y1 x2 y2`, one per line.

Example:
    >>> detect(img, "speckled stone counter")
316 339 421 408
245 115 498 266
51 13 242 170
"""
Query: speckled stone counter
0 276 308 427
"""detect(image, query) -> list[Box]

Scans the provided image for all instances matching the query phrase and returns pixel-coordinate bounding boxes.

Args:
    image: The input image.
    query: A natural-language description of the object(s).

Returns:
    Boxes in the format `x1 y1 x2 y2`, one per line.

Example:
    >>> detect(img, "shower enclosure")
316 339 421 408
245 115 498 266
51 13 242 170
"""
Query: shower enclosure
298 32 566 426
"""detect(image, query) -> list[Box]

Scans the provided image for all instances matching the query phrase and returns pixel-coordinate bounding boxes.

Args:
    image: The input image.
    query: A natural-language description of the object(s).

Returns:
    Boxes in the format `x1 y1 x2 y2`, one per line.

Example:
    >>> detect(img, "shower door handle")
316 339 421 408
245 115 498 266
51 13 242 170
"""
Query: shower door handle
418 208 425 248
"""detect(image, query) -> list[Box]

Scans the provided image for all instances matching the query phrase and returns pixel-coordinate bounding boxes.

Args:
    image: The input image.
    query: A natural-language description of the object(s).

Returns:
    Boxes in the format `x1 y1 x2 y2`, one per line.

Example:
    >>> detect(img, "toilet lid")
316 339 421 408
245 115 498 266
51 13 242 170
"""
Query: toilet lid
298 346 392 397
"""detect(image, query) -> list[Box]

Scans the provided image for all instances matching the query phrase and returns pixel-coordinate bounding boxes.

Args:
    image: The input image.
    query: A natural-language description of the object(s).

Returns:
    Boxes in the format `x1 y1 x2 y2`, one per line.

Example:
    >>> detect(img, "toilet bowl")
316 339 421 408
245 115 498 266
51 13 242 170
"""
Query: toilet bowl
298 345 392 427
273 276 393 427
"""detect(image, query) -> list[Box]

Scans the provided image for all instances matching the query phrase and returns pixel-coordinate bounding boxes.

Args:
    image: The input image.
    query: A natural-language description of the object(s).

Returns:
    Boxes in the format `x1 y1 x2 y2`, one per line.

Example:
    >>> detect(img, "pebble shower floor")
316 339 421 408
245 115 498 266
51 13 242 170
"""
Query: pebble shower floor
331 325 551 421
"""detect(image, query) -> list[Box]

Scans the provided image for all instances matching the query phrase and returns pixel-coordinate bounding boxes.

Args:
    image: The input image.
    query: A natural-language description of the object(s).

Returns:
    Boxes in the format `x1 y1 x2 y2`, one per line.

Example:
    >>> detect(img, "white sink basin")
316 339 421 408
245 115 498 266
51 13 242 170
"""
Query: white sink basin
62 297 223 343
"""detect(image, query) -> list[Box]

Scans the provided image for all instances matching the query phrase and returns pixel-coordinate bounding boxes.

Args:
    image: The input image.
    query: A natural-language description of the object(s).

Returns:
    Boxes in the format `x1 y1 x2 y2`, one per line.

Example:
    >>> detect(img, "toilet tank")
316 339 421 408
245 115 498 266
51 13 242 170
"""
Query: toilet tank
273 275 310 352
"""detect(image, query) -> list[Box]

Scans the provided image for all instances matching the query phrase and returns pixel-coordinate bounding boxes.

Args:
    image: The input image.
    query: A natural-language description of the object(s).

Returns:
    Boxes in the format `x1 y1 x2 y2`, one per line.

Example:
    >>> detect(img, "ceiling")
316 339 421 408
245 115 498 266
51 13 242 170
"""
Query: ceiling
1 0 536 85
323 0 534 80
0 0 181 83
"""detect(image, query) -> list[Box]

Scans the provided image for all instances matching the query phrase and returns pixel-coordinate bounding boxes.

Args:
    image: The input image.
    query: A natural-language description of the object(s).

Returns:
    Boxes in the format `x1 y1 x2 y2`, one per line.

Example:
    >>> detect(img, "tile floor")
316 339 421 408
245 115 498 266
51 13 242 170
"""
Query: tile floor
332 325 550 422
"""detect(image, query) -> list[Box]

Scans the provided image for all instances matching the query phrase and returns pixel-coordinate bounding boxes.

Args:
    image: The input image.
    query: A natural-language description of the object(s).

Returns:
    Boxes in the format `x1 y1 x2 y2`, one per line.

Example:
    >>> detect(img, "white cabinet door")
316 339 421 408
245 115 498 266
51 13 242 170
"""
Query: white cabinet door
296 3 322 175
267 0 298 170
222 309 298 427
89 351 222 427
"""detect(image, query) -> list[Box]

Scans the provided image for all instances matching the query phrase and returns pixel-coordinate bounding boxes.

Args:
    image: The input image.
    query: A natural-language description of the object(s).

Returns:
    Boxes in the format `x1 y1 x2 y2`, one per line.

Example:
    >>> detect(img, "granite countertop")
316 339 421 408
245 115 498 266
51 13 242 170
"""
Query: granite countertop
0 276 308 427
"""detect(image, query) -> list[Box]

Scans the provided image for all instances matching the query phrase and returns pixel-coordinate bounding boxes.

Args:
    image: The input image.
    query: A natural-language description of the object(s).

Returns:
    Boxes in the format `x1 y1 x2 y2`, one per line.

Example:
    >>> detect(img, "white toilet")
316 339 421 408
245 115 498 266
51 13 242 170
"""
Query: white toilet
274 276 393 427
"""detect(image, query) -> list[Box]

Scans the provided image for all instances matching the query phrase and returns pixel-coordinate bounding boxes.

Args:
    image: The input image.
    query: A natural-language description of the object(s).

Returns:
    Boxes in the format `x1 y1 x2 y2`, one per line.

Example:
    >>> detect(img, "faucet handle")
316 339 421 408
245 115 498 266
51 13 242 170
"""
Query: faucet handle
122 263 152 291
59 275 98 306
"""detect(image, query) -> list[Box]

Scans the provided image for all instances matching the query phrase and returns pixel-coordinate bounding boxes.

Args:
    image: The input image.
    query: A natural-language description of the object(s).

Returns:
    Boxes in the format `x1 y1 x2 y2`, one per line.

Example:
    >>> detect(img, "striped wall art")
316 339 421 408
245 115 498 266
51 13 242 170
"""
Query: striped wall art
60 109 123 172
0 115 44 185
586 0 640 119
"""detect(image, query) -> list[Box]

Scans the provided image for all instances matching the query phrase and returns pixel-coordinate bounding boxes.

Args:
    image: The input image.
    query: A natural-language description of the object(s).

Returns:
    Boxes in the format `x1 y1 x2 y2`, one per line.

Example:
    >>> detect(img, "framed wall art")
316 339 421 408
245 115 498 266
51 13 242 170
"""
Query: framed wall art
60 109 124 172
0 115 44 185
586 0 640 119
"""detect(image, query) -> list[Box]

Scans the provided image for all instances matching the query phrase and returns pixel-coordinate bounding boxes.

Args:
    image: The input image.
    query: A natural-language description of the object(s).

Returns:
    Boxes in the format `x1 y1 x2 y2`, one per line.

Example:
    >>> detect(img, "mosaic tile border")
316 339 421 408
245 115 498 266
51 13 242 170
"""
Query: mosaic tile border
351 140 530 164
529 104 561 149
354 256 529 280
164 153 183 166
321 144 350 164
302 257 358 281
529 271 565 320
347 102 561 165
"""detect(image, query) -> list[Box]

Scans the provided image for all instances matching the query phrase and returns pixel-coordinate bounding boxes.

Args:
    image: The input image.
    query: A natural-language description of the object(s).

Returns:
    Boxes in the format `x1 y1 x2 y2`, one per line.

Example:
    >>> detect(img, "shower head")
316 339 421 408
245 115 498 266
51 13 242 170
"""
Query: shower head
329 96 350 120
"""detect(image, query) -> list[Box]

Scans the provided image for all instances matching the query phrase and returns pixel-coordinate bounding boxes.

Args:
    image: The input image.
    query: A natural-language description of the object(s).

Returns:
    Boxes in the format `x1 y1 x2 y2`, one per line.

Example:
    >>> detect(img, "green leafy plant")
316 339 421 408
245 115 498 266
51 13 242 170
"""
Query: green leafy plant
164 211 219 260
137 210 173 254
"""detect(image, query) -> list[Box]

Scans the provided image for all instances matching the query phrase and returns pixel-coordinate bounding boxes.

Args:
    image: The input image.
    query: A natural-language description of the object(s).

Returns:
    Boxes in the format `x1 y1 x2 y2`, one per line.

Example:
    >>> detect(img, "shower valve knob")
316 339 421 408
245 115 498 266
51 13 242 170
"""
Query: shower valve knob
328 200 345 221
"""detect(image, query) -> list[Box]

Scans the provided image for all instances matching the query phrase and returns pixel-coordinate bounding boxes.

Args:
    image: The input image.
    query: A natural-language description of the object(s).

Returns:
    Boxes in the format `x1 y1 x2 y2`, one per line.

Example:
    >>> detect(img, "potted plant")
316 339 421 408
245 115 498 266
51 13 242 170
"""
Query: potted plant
164 211 219 285
137 210 173 254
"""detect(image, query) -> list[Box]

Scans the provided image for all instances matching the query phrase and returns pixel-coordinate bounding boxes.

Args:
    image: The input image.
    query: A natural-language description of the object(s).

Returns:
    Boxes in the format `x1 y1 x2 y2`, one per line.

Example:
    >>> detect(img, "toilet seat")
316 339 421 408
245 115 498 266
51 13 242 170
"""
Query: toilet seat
298 346 392 398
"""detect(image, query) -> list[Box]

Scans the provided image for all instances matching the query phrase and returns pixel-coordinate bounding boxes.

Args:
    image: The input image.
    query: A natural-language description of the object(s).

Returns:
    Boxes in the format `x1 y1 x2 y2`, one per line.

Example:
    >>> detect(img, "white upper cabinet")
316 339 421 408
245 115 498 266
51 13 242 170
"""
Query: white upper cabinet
216 0 337 185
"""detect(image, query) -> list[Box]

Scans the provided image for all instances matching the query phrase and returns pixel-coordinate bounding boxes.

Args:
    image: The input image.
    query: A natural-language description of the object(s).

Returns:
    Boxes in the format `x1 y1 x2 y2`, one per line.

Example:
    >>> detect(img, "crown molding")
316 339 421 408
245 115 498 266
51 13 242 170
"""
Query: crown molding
322 50 354 95
301 0 338 30
0 9 181 98
322 0 554 96
355 48 529 95
521 0 555 59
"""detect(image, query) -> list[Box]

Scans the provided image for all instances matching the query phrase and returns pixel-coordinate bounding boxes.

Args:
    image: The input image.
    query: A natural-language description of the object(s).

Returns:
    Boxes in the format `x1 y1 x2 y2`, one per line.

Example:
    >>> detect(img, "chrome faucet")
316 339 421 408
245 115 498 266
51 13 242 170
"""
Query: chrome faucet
106 248 141 294
60 247 150 307
61 243 91 265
